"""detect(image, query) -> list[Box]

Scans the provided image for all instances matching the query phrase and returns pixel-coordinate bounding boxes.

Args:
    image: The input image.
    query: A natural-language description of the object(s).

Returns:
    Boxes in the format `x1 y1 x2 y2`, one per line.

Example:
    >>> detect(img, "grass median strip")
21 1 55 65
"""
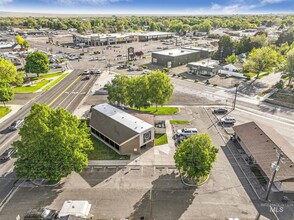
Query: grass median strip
0 106 11 119
170 120 190 125
133 106 179 115
13 80 50 93
32 72 63 80
43 73 69 91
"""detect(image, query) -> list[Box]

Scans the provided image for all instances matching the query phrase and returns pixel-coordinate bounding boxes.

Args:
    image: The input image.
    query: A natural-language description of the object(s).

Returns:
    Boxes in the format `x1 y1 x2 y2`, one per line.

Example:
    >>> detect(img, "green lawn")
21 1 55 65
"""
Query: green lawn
32 72 63 80
88 136 130 160
134 107 179 115
0 106 11 119
43 73 69 91
154 133 168 146
257 72 270 79
13 80 50 93
170 120 190 125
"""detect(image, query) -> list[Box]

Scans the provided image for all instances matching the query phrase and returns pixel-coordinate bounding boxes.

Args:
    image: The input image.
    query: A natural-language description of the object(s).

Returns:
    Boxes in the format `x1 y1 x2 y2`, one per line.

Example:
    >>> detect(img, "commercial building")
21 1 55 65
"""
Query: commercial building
152 46 213 68
187 59 221 76
73 31 175 46
137 31 175 42
90 103 154 155
233 121 294 192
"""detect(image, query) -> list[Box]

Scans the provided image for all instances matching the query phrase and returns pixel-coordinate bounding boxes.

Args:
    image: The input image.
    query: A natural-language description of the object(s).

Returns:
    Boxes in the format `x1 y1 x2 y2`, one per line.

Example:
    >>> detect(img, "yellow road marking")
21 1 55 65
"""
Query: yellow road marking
48 75 81 107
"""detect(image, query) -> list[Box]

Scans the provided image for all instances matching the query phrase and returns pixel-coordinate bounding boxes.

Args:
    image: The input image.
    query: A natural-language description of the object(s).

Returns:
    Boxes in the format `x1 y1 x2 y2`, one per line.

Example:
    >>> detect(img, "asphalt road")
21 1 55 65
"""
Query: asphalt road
0 69 98 207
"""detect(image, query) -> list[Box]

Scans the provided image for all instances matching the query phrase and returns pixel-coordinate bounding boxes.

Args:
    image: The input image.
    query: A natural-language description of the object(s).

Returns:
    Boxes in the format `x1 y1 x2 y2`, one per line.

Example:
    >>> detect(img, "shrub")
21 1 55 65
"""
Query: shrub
275 80 284 89
213 84 217 87
173 73 177 77
194 79 199 83
141 65 147 69
163 68 170 73
181 76 187 79
206 80 210 85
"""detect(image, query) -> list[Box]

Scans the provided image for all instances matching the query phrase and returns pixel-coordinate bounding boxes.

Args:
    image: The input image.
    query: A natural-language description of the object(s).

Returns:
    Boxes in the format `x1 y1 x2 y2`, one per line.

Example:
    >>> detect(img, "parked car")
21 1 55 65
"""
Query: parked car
50 63 62 69
0 148 16 161
113 45 120 48
82 75 90 80
176 128 198 138
94 87 108 95
220 117 236 124
213 108 228 114
24 208 58 220
8 119 24 131
136 67 143 71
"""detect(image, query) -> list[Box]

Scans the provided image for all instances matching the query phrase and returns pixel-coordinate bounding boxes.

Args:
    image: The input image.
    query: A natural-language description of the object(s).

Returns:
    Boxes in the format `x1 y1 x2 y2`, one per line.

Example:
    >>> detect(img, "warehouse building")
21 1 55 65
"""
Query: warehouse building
90 103 154 155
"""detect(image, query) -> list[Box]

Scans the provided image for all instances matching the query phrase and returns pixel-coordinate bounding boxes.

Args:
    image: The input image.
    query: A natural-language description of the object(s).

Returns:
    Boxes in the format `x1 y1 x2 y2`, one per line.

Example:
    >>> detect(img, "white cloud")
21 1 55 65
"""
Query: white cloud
0 0 13 4
261 0 286 3
55 0 128 5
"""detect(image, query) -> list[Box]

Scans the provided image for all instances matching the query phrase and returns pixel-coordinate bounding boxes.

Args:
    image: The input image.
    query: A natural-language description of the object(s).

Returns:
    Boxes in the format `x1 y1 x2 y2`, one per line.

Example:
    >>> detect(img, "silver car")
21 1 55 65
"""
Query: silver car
9 119 24 131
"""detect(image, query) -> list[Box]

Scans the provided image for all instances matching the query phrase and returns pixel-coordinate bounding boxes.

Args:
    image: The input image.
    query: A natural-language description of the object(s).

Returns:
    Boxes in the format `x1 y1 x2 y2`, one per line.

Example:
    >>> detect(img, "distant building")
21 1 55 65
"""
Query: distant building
152 46 213 68
233 121 294 193
187 59 221 76
90 103 154 155
73 31 175 46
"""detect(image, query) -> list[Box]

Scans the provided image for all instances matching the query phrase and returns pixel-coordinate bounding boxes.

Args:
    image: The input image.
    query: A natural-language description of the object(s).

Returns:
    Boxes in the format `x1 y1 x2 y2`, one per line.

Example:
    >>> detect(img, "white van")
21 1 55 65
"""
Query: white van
176 128 198 138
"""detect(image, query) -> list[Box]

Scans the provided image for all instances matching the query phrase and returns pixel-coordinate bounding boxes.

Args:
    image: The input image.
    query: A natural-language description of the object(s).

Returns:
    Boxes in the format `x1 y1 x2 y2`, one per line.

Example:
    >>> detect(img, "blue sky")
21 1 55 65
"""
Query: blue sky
0 0 293 14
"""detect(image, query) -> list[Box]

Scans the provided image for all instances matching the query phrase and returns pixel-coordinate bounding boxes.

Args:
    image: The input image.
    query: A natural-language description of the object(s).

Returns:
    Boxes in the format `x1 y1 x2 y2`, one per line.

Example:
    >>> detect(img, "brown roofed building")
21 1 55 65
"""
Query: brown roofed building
90 103 154 155
233 121 294 192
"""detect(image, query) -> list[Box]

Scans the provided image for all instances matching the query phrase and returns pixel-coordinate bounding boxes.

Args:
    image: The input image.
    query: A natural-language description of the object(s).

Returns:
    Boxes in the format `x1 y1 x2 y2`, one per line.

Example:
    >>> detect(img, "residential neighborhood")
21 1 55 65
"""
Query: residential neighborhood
0 3 294 220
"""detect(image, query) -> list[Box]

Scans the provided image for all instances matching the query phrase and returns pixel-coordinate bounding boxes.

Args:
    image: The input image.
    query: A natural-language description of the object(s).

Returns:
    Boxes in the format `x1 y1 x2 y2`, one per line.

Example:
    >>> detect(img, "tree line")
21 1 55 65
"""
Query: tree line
1 15 294 34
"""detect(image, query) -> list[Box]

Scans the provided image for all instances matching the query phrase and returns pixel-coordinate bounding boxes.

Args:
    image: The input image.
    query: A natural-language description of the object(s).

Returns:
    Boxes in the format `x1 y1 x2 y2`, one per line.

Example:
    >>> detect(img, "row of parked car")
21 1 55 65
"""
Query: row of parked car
213 108 236 125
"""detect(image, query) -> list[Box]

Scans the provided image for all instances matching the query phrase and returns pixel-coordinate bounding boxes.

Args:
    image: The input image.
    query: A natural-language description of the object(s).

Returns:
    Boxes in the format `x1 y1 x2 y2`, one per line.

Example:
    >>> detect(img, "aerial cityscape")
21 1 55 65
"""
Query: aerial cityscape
0 0 294 219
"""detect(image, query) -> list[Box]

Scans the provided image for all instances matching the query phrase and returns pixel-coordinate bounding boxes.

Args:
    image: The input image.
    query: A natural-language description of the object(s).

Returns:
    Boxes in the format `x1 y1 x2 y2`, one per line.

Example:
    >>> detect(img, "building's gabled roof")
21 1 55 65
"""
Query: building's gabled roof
90 103 153 144
233 121 294 182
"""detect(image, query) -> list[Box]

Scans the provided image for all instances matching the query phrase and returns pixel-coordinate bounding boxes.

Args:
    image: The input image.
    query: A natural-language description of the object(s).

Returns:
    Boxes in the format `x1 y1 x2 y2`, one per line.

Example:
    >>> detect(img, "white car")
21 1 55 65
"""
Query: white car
176 128 197 137
220 117 236 124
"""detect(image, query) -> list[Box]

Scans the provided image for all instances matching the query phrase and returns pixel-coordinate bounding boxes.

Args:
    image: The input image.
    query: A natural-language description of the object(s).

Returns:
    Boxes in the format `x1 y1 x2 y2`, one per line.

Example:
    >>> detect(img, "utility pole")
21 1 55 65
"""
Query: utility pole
233 84 238 109
255 152 284 220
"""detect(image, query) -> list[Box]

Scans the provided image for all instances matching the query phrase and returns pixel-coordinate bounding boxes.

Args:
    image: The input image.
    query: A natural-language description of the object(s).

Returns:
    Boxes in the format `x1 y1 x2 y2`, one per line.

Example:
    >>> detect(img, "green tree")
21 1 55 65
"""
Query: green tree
0 58 24 85
107 74 130 105
148 70 174 111
285 49 294 86
13 103 93 182
0 80 14 106
174 134 219 180
244 47 283 78
214 35 235 61
127 75 150 109
15 35 24 46
25 51 49 77
225 54 238 64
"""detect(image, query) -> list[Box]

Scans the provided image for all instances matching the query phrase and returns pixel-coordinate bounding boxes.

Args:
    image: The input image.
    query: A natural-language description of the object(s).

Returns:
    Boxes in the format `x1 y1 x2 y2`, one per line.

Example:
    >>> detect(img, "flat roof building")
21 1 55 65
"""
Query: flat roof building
152 47 214 68
90 103 154 155
187 59 221 76
73 31 175 46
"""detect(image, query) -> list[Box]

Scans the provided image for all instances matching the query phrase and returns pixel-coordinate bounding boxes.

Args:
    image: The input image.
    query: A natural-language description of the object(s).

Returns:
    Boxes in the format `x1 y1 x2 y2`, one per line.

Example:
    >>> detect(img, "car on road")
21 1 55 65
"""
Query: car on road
9 119 24 131
176 128 198 138
0 148 16 161
220 117 236 124
24 208 58 220
213 108 228 114
82 75 90 80
83 69 90 75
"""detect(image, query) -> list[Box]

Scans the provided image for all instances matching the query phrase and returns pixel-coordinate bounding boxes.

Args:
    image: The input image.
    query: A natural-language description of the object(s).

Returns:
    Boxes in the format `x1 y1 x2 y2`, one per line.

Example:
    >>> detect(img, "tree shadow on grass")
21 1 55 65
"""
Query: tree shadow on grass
129 172 196 220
